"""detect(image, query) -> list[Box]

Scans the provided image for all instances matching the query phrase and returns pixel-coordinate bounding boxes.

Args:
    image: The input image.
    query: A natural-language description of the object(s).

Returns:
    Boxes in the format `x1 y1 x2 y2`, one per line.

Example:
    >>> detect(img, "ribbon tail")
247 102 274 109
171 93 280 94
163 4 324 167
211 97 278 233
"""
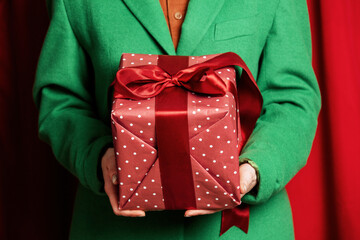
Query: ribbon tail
220 204 250 236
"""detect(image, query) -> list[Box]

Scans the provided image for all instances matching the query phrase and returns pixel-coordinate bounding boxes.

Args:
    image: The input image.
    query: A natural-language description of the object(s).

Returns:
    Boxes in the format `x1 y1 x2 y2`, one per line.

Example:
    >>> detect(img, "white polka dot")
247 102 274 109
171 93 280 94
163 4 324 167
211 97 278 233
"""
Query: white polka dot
224 192 227 195
206 129 210 132
216 174 220 177
138 114 142 118
237 186 240 189
116 152 119 155
122 195 126 198
123 145 127 148
192 111 196 114
197 185 200 188
198 100 202 103
138 181 141 184
217 136 220 139
227 180 230 183
131 137 135 140
209 145 213 148
151 151 155 154
194 128 198 131
147 106 150 109
145 199 148 202
135 167 139 170
215 108 219 111
197 109 201 112
216 99 220 102
230 156 234 159
143 159 147 162
202 153 206 157
227 69 230 72
118 167 121 171
203 56 207 58
196 172 199 175
120 103 124 106
224 126 228 129
131 62 134 65
213 160 216 163
199 138 203 141
141 144 144 147
125 160 129 163
123 58 126 61
135 193 139 196
192 147 195 150
140 130 143 134
130 123 133 126
225 204 228 207
114 136 117 140
234 171 238 174
143 186 147 189
207 204 211 207
227 141 231 144
198 125 201 128
130 188 133 191
151 179 155 182
198 198 201 201
215 198 219 201
133 152 137 155
112 121 115 125
206 117 210 120
154 205 158 208
140 58 143 61
129 108 132 110
138 102 141 105
128 175 131 178
205 179 208 182
120 116 123 119
148 122 151 126
120 182 124 185
220 150 224 154
223 166 227 169
206 192 209 194
230 194 233 197
148 62 152 64
153 193 156 195
205 168 209 171
214 186 218 189
225 104 228 107
150 138 153 141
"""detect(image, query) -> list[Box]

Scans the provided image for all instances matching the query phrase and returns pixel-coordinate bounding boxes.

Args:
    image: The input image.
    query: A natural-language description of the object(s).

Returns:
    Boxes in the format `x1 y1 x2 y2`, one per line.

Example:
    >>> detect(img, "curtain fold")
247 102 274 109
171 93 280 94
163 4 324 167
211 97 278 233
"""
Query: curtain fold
0 0 359 239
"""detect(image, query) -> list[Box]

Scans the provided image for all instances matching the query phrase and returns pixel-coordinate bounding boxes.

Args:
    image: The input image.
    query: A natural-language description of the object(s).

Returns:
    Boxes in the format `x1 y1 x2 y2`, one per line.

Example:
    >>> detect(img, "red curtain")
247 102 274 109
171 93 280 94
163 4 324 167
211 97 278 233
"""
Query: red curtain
0 1 359 239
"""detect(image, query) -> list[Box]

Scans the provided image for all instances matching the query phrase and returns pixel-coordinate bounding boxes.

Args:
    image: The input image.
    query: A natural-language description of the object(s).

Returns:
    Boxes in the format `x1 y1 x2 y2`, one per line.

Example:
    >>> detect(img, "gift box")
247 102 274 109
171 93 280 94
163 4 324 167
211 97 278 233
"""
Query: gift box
110 52 262 213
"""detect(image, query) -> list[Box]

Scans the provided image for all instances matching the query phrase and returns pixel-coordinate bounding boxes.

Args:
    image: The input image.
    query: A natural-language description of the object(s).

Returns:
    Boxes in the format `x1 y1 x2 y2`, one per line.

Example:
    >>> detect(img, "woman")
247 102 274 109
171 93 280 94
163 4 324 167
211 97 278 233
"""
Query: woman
33 0 321 239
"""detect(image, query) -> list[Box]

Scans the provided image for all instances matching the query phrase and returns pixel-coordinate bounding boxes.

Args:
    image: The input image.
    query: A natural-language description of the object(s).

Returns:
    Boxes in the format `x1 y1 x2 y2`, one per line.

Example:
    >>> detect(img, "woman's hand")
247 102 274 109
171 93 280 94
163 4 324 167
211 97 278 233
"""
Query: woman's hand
101 147 146 217
184 163 257 217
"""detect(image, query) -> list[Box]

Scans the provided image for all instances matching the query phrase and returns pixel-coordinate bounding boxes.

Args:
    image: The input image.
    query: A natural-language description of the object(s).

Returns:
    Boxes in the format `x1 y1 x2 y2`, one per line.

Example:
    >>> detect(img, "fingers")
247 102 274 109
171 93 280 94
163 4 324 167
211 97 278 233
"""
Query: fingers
184 209 219 217
239 163 257 198
101 148 146 217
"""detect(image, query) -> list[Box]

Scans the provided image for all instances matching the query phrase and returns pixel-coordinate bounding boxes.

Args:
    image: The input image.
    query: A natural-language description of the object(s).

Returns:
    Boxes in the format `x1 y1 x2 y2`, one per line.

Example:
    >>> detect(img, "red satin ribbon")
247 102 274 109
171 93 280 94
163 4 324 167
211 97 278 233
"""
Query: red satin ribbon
111 52 263 236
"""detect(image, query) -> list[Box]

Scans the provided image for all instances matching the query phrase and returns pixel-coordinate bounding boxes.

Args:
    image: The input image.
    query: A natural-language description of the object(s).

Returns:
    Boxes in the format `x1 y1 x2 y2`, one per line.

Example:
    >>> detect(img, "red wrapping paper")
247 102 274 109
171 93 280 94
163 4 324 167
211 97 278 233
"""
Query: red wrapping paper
111 53 242 210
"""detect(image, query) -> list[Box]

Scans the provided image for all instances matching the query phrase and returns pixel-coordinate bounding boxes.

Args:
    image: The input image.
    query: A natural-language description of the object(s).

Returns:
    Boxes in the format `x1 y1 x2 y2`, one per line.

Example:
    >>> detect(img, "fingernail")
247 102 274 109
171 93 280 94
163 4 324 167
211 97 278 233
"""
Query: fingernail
139 214 146 217
112 174 118 184
242 184 247 193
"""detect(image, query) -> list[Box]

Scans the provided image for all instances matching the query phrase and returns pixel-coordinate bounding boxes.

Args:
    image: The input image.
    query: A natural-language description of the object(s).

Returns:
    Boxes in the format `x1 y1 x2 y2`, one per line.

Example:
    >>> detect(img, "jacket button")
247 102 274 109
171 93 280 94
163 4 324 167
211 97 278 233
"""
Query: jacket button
174 12 183 20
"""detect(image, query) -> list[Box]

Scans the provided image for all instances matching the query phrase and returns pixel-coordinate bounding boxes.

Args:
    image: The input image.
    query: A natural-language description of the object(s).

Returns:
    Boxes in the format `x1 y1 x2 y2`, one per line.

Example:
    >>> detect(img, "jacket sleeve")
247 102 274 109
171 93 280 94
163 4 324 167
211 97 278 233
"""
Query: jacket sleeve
239 0 321 204
33 0 112 195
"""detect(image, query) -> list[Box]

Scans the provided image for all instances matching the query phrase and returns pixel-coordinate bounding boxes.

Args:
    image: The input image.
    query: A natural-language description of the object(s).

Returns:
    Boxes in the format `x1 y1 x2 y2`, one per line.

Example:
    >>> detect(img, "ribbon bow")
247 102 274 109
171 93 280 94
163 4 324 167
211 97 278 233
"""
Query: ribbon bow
111 52 251 100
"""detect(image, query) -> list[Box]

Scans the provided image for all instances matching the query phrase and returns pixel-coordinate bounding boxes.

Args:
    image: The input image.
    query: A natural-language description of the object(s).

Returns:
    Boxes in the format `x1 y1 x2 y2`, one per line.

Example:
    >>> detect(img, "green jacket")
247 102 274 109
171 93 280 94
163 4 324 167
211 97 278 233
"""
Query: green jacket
33 0 321 239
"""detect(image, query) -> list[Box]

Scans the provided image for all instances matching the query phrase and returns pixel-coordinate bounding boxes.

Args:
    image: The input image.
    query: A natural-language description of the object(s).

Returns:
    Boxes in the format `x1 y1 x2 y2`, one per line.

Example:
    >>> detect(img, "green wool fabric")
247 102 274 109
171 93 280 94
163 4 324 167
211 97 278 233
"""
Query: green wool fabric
33 0 321 239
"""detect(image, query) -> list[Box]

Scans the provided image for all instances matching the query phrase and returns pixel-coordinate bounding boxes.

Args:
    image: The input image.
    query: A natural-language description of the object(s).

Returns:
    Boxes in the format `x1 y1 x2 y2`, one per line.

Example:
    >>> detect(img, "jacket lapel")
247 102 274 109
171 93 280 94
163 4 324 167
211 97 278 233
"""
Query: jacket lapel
122 0 176 55
176 0 225 56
